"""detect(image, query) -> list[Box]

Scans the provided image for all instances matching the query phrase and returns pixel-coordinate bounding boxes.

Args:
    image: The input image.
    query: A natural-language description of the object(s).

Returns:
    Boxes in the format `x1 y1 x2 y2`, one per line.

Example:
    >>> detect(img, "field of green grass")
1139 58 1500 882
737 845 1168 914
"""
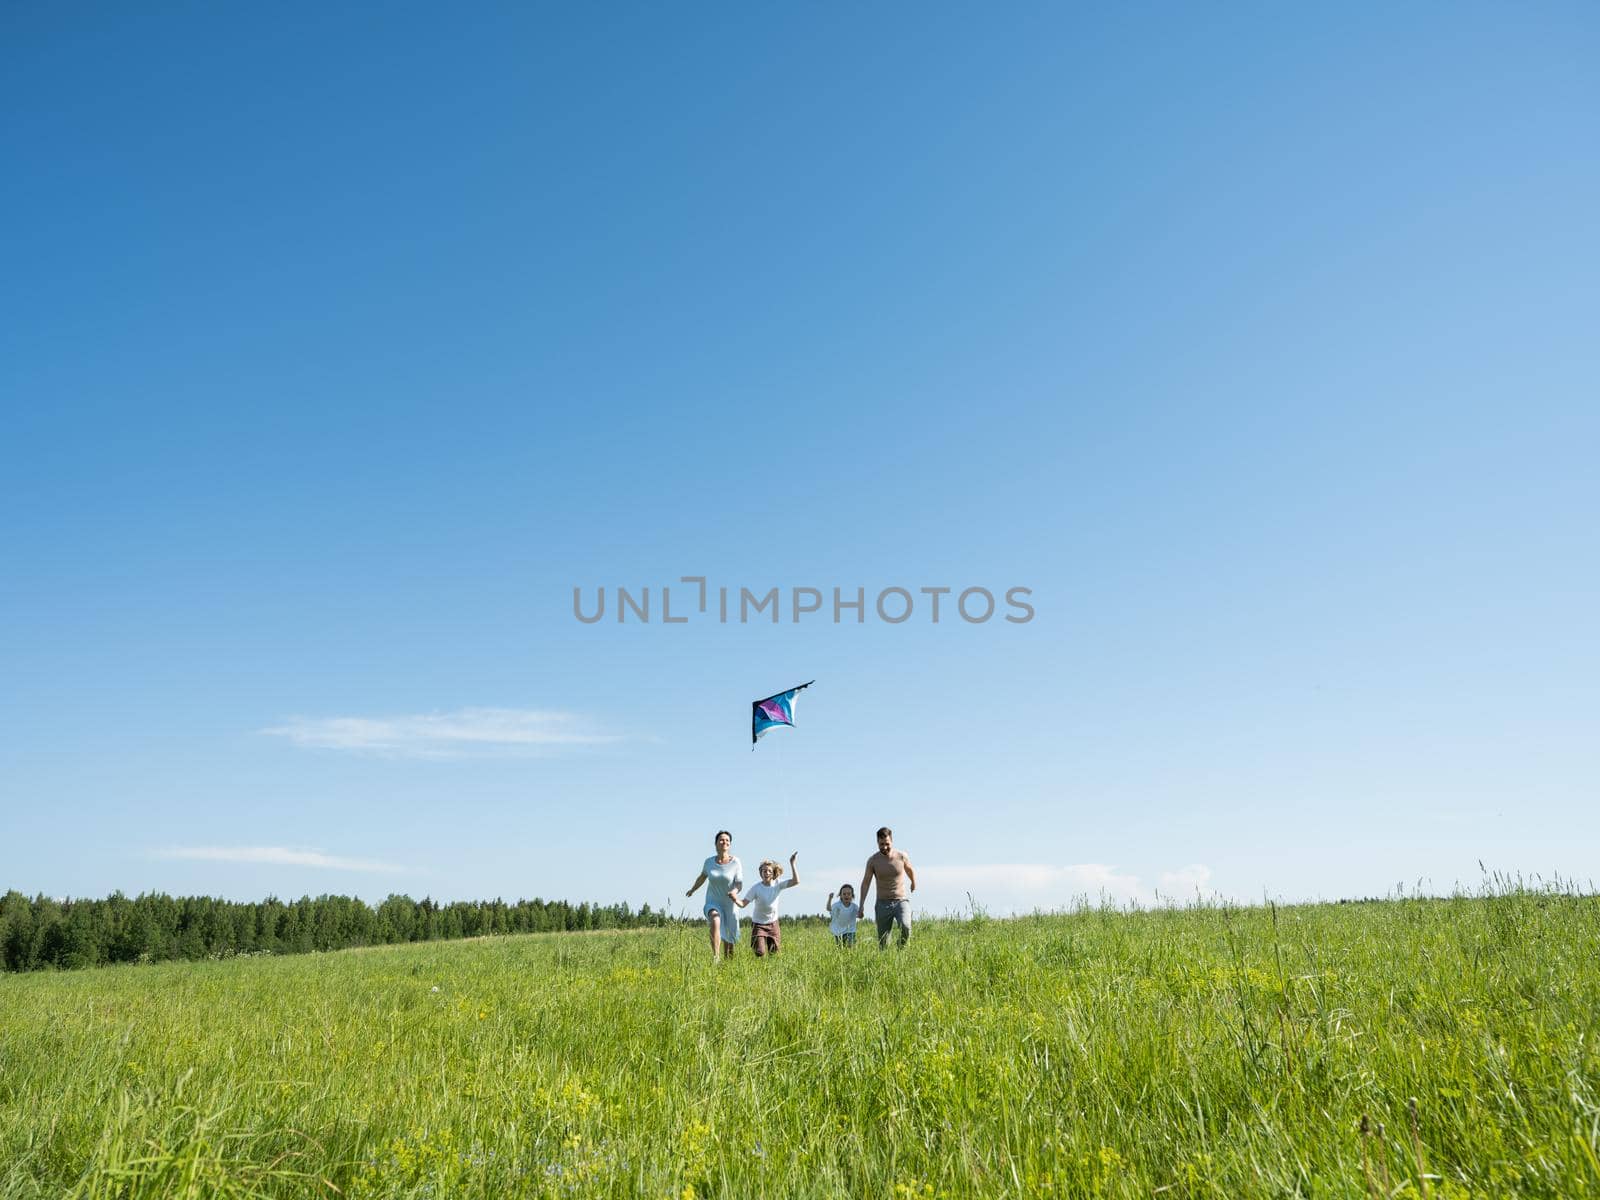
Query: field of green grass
2 887 1597 1198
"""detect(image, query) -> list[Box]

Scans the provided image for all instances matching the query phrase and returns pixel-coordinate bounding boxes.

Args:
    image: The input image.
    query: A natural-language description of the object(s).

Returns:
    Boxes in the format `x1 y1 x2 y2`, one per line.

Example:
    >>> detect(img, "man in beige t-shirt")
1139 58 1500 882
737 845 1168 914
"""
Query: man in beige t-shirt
858 826 916 948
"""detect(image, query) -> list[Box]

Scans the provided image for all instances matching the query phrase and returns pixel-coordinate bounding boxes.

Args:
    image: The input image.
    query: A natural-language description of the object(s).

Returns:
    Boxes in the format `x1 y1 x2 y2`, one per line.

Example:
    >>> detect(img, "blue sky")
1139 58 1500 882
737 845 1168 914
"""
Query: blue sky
3 3 1596 916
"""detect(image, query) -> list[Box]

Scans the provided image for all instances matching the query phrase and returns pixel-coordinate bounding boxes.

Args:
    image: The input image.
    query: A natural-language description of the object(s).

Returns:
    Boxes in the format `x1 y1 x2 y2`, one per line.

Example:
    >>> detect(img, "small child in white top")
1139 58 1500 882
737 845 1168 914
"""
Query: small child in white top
735 852 798 958
827 883 862 947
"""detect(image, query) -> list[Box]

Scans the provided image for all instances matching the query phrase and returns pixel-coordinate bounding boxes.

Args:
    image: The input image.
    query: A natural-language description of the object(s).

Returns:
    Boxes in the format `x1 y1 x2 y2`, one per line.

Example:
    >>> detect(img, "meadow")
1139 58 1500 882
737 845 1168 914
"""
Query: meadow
1 885 1596 1199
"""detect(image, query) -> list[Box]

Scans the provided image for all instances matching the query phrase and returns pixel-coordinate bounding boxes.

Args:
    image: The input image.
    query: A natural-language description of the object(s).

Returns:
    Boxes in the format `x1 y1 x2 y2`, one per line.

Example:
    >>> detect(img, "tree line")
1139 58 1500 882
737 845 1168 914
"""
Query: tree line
0 890 679 973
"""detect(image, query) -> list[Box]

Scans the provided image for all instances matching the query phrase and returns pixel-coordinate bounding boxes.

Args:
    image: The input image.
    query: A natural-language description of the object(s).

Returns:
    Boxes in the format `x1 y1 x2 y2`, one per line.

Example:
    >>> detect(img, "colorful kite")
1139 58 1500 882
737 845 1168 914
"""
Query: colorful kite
752 681 814 748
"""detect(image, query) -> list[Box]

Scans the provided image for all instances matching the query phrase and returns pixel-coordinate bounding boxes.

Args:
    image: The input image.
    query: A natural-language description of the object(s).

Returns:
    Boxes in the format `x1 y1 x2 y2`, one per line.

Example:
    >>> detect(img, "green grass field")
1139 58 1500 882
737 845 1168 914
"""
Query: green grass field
2 887 1597 1198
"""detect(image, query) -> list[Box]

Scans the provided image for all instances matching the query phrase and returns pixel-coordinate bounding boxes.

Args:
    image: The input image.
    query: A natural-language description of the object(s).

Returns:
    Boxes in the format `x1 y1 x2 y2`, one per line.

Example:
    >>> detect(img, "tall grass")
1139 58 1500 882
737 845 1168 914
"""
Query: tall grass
2 883 1597 1197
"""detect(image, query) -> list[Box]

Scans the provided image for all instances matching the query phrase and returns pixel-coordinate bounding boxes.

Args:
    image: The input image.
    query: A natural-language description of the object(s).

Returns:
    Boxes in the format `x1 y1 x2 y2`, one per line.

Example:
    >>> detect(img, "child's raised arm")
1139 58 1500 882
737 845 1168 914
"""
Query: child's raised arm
825 891 835 914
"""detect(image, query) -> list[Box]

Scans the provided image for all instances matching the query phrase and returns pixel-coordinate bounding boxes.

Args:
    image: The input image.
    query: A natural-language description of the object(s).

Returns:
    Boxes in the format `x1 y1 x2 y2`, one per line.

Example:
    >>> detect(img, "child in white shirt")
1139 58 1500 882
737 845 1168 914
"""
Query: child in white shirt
826 883 862 947
736 852 798 957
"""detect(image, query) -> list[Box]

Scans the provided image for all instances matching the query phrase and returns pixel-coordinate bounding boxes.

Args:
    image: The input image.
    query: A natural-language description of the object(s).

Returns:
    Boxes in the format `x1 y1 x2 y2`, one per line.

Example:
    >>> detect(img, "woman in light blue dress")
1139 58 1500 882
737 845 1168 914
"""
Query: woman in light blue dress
685 829 743 961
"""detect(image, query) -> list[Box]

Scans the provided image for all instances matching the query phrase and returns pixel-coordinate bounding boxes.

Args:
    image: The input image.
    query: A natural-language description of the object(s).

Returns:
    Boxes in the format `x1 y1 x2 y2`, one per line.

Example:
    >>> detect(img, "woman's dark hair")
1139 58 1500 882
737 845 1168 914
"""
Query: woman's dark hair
715 830 733 843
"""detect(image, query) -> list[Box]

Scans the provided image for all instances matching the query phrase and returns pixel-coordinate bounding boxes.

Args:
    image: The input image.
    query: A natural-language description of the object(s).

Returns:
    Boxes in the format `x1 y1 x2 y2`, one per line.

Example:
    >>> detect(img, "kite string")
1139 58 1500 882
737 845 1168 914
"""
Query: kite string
782 732 797 857
779 731 790 843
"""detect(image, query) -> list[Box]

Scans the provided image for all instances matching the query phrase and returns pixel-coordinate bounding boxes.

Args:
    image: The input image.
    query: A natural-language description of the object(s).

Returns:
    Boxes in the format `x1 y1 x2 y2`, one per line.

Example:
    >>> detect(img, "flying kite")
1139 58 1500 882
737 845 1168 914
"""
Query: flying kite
752 680 814 748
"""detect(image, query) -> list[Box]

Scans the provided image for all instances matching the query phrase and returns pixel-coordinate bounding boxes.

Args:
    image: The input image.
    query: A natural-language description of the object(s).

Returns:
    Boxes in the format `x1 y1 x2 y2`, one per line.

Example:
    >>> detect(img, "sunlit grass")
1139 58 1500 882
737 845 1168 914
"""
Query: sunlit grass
2 883 1597 1197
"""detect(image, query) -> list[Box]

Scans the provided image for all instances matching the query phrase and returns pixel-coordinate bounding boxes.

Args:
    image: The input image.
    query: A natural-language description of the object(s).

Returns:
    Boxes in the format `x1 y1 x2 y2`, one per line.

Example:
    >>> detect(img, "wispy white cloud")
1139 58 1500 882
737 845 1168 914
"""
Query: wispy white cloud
794 862 1219 915
923 862 1149 904
1159 863 1213 893
260 707 622 758
153 846 404 872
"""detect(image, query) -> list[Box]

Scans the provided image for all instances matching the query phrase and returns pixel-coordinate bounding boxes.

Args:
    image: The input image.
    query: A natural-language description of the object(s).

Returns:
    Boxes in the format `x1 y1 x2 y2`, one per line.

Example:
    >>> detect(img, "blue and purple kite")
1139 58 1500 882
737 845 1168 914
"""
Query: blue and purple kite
752 680 814 748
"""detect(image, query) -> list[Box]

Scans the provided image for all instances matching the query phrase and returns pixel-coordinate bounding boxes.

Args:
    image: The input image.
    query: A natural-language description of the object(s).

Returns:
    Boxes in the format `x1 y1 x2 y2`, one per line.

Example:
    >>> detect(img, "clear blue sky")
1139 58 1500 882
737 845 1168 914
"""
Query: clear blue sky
3 3 1596 916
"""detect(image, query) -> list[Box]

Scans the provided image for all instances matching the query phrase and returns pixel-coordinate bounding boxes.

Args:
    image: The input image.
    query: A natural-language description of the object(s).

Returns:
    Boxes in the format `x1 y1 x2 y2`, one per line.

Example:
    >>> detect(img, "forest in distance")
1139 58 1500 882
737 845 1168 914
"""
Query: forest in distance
0 889 683 973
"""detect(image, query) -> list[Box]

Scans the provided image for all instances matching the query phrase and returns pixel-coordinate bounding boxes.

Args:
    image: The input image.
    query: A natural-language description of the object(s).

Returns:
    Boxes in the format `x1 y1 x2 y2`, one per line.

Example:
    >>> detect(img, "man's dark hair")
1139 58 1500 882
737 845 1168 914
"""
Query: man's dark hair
876 826 892 839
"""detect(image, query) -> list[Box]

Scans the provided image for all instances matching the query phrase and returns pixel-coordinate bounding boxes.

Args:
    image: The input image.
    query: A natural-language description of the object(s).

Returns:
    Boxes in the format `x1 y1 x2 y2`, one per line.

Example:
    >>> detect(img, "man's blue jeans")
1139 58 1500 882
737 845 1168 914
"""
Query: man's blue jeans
875 898 911 947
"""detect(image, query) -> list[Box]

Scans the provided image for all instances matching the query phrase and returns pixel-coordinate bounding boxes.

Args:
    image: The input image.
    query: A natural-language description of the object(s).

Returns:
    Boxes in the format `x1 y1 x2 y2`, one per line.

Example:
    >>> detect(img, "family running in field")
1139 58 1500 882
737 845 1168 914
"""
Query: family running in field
684 826 916 961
